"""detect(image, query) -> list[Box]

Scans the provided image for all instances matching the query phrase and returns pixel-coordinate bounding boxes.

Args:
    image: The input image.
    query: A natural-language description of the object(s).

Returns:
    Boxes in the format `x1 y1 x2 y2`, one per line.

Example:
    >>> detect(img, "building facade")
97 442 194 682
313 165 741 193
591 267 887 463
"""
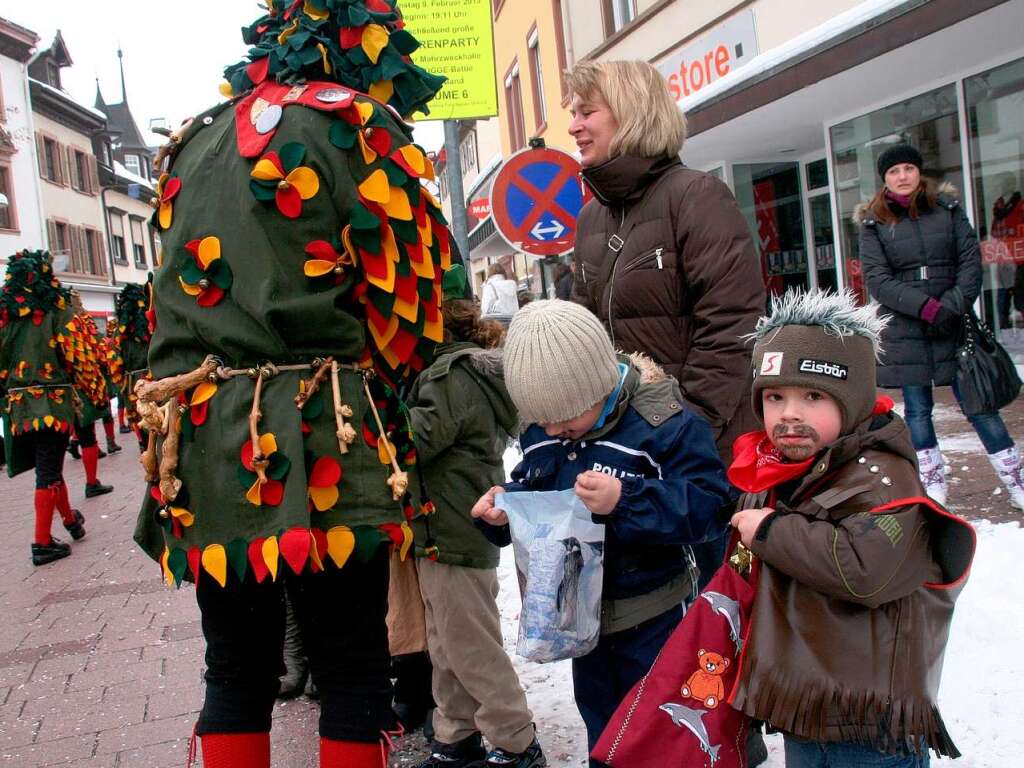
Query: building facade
0 17 44 259
567 0 1024 359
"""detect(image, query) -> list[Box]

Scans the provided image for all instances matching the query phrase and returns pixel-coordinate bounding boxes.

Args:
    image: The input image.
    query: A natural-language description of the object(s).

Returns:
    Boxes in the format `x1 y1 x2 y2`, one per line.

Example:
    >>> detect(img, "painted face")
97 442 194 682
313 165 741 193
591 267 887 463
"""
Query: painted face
884 162 921 197
762 386 843 462
568 92 619 168
541 400 605 441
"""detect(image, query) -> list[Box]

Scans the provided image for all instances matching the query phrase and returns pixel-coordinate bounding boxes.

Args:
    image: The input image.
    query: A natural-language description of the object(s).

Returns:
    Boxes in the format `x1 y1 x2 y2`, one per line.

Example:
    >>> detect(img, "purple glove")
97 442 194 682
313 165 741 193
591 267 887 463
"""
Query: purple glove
921 298 944 324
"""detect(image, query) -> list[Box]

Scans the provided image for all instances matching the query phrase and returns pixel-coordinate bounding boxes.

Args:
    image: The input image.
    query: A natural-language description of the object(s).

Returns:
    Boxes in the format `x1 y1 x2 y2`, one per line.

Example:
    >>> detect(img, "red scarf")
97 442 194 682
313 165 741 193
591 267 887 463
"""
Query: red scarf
727 431 814 493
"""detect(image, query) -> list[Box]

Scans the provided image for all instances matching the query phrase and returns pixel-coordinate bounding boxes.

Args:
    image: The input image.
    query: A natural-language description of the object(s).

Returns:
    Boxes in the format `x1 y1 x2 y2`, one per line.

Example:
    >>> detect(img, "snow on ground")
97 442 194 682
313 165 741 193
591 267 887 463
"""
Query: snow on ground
496 448 1024 767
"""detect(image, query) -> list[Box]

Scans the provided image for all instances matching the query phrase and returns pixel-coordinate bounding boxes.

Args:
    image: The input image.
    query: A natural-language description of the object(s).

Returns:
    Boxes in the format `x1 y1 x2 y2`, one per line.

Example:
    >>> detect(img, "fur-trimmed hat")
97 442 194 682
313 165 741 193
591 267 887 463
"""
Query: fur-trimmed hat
747 290 889 434
877 143 923 179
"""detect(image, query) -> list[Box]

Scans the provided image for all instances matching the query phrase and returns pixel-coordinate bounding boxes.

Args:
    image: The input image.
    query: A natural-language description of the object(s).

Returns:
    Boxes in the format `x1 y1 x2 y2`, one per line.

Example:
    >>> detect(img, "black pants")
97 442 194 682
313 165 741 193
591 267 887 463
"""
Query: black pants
196 547 393 741
76 422 97 448
18 428 69 488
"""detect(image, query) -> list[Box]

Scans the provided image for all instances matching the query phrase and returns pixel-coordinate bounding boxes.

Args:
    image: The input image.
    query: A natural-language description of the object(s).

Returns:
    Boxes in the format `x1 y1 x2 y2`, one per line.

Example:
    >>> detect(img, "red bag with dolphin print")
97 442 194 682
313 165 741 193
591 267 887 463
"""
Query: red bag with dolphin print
592 534 759 768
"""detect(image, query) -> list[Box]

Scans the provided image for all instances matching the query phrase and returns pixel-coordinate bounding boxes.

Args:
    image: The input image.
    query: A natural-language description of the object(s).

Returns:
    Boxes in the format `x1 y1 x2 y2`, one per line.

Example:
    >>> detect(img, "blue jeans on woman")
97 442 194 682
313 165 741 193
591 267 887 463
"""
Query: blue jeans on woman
783 736 930 767
901 383 1013 455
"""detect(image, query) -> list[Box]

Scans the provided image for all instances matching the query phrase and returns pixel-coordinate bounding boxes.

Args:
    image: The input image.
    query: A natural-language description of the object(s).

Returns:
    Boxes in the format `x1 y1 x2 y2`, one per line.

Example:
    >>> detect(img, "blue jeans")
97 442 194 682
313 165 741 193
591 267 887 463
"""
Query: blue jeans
783 736 930 767
901 383 1013 454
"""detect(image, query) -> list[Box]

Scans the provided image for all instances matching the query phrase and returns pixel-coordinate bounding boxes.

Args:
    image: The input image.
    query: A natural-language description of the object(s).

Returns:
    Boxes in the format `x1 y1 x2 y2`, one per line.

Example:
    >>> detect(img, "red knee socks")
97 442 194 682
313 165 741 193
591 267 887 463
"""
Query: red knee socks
117 406 126 428
82 446 99 485
103 420 115 442
53 482 75 525
33 487 57 545
200 732 270 768
320 737 385 768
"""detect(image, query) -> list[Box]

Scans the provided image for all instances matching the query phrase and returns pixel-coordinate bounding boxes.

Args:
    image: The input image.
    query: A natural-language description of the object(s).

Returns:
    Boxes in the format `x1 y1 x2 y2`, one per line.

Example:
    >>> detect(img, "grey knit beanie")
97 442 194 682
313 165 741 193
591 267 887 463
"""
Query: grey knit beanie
503 299 621 424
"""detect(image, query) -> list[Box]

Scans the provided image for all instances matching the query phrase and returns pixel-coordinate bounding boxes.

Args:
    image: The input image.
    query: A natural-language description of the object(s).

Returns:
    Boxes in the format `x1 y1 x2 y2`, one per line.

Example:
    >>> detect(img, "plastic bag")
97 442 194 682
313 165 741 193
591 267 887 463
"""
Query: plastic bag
500 489 605 663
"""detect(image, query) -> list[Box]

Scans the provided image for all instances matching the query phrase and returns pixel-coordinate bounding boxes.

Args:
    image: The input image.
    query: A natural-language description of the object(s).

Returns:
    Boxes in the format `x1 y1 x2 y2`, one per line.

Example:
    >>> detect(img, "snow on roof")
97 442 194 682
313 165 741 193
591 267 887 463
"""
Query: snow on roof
30 77 107 121
112 160 155 191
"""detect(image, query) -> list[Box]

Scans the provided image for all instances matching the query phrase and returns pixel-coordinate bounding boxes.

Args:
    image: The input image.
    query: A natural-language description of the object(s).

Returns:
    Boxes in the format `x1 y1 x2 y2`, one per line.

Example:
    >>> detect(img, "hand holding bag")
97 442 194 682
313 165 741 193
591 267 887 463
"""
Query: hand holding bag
954 310 1021 416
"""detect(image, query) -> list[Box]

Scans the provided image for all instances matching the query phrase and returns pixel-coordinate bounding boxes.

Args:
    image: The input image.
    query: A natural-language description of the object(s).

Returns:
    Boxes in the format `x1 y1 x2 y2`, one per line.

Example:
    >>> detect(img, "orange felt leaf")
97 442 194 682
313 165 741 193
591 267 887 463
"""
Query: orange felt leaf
252 158 285 181
358 169 390 204
361 24 390 64
309 484 339 512
179 277 202 296
355 101 375 126
201 545 228 587
262 537 280 581
258 433 278 456
369 79 394 104
382 187 412 221
161 547 173 586
326 526 355 569
286 166 320 200
399 522 413 561
377 435 395 465
304 260 337 277
191 381 217 406
398 145 426 176
246 478 264 506
197 236 221 269
159 202 173 229
358 132 377 165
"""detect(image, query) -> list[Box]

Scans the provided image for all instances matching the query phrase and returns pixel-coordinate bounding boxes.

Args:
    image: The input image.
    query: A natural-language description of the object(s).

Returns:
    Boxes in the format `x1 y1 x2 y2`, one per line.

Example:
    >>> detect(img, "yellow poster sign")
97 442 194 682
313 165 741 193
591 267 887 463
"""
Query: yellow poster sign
401 0 498 121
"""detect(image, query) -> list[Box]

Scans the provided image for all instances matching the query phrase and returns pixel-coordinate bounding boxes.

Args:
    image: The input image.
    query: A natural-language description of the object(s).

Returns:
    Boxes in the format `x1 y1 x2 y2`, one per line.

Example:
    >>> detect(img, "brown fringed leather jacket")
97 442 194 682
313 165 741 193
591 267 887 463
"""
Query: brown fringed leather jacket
730 411 975 757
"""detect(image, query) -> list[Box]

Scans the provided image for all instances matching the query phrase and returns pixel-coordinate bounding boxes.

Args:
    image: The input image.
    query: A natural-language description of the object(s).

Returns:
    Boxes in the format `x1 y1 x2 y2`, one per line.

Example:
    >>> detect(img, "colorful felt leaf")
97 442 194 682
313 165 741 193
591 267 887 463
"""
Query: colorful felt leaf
310 456 342 487
259 432 279 456
246 478 264 506
191 381 217 406
326 526 355 569
398 144 426 176
249 538 270 583
286 167 320 200
202 544 228 588
226 538 250 583
358 169 391 204
310 528 327 571
168 547 188 587
399 521 413 561
382 186 412 221
369 78 394 104
280 527 311 575
197 237 221 269
361 24 390 63
262 536 280 581
309 484 339 511
159 202 173 230
276 185 303 219
252 156 285 181
187 546 202 585
261 479 285 506
279 142 306 172
160 547 173 586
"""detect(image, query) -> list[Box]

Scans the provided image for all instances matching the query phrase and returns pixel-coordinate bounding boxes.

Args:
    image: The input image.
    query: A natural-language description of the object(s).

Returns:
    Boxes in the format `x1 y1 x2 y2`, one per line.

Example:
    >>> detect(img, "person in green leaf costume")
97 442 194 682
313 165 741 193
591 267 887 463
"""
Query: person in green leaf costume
0 250 95 565
111 280 153 450
133 1 450 766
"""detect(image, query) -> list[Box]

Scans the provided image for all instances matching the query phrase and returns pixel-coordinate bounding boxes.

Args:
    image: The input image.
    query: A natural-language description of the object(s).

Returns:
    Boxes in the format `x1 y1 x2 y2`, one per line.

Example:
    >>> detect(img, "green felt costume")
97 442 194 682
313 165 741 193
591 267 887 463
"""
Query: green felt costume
111 282 152 426
133 0 452 588
0 251 108 476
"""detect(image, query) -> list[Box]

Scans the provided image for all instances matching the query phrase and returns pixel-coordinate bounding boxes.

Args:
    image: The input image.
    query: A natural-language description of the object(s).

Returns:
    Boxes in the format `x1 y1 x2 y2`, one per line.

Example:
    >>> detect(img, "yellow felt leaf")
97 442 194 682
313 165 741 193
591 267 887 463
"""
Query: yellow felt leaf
358 169 390 204
399 522 413 562
305 0 329 19
170 507 195 527
423 309 443 344
258 432 278 457
304 259 337 277
377 435 395 466
219 81 234 98
377 340 402 370
246 479 263 506
317 42 332 74
411 245 436 280
398 144 426 176
368 313 399 353
393 295 418 324
286 166 320 200
422 188 441 210
356 101 375 126
361 24 389 64
251 158 285 182
43 415 55 427
369 79 394 104
326 526 355 569
202 545 228 588
383 225 400 263
161 547 173 586
159 202 173 229
358 132 377 165
191 381 217 406
418 221 434 249
278 18 299 45
197 236 221 269
382 186 412 221
423 156 436 182
340 227 359 266
262 537 280 581
309 484 339 512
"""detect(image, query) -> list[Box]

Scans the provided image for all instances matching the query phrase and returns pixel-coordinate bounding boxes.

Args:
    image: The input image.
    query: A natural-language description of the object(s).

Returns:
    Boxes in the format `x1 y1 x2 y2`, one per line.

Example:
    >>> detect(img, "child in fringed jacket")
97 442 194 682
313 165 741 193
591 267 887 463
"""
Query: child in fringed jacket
728 290 975 767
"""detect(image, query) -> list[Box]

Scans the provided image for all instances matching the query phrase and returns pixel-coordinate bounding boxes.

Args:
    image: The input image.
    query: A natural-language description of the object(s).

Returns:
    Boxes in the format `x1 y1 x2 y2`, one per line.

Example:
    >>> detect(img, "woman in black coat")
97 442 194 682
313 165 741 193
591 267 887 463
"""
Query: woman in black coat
858 143 1022 509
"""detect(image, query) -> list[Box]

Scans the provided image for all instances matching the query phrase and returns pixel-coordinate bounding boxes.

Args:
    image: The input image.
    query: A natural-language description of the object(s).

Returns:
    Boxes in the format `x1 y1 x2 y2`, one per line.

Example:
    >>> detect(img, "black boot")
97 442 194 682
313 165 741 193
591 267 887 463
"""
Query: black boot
416 732 486 768
392 651 436 732
277 589 309 699
747 724 769 767
106 439 122 454
63 509 86 541
67 440 81 460
119 424 132 434
32 537 71 566
85 482 113 498
97 447 107 459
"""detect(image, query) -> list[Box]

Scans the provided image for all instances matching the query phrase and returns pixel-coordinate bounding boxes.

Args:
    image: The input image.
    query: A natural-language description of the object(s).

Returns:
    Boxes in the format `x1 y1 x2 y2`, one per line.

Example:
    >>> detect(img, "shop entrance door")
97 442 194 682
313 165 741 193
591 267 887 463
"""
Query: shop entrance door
734 162 809 298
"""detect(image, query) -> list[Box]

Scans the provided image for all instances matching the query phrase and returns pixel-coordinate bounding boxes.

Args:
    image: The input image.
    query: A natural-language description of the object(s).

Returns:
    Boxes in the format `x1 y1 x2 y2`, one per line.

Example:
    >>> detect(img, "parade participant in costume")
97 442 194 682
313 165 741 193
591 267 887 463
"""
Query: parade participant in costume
131 2 449 766
68 291 114 498
99 331 124 455
0 250 97 564
729 290 974 766
112 281 153 450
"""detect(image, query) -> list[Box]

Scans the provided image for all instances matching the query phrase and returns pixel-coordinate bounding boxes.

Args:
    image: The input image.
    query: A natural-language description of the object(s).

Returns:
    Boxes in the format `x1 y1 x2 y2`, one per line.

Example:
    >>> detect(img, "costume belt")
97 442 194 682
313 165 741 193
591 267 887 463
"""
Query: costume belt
134 354 408 507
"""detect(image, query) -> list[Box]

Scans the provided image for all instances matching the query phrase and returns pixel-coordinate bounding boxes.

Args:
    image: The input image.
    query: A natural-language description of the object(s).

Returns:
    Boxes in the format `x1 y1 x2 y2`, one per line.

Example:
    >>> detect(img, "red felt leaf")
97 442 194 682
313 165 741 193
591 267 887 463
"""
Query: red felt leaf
367 0 390 10
187 546 202 586
365 128 392 156
310 456 342 488
276 185 303 219
380 523 404 548
261 151 286 177
240 441 255 471
261 479 285 507
246 57 270 85
171 516 183 539
197 286 225 307
390 328 418 363
301 420 312 435
362 422 378 447
390 151 418 178
305 240 338 260
162 176 182 202
311 528 328 565
150 485 163 504
191 399 210 426
360 248 389 281
395 272 418 303
412 198 428 228
185 239 201 257
280 527 311 575
249 538 270 583
340 26 365 49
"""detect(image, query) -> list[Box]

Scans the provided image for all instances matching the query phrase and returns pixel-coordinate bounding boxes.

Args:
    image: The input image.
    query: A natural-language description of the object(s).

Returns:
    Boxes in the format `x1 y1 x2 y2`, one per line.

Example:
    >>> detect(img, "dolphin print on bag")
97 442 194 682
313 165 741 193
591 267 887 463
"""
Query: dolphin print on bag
592 532 758 767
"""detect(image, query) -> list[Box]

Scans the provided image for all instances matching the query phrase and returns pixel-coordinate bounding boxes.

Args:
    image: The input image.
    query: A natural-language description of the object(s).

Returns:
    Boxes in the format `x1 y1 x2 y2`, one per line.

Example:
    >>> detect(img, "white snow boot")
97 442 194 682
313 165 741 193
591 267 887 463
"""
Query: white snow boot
916 447 948 506
988 446 1024 511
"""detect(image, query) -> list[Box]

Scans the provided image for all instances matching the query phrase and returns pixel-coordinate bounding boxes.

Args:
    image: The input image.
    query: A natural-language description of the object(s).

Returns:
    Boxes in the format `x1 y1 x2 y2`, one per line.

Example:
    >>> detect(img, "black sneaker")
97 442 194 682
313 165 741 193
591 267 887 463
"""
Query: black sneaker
417 733 486 768
85 482 113 498
479 738 546 768
106 441 123 454
97 447 107 459
119 425 132 434
32 538 71 566
63 509 86 541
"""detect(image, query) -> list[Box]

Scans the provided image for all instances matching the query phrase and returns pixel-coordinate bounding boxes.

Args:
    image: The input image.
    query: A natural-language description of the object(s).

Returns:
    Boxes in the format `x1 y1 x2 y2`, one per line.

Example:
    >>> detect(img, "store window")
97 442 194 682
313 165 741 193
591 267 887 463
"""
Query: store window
829 84 962 303
734 162 808 298
965 55 1024 360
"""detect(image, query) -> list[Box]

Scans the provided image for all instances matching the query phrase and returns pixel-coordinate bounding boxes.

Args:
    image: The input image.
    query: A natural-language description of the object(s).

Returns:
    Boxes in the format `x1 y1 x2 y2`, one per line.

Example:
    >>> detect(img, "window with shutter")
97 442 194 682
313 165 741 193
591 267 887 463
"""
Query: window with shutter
130 217 147 267
109 212 127 264
88 155 100 196
35 133 47 178
56 142 68 186
68 225 83 273
66 146 79 191
46 218 57 251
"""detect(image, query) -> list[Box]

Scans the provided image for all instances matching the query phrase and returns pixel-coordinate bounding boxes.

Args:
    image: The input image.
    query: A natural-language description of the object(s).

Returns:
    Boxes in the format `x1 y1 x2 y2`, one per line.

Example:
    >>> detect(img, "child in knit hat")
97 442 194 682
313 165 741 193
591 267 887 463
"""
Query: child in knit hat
727 290 974 767
471 299 732 757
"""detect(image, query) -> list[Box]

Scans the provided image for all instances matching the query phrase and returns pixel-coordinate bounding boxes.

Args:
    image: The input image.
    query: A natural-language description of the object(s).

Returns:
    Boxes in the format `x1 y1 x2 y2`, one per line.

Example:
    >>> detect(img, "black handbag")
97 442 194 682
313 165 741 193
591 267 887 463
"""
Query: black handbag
954 311 1021 415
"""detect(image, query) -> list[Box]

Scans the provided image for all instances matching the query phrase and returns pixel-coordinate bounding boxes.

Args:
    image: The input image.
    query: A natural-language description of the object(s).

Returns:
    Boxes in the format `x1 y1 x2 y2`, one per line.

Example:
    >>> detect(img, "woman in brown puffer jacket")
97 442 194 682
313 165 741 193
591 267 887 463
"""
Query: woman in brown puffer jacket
566 59 765 593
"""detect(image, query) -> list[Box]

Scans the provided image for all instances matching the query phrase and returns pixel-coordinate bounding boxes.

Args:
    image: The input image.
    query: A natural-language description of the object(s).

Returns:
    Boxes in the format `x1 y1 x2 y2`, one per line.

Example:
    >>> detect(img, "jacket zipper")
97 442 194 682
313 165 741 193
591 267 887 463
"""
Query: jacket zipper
620 247 665 274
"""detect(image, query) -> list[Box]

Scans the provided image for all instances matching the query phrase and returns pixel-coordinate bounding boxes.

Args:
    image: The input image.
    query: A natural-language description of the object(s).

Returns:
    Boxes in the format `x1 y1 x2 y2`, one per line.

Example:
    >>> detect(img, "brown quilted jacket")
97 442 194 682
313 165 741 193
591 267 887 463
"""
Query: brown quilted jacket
571 154 764 463
731 412 975 756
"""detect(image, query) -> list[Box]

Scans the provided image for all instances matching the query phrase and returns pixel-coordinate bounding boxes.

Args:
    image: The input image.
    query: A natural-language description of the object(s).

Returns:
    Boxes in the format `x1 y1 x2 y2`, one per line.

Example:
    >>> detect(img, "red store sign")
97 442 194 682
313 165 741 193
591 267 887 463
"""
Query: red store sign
657 10 759 103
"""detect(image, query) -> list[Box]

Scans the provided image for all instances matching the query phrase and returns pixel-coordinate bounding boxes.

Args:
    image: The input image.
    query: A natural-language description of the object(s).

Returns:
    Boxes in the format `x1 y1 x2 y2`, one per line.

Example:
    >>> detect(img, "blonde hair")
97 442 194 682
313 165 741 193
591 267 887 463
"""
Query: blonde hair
567 59 687 159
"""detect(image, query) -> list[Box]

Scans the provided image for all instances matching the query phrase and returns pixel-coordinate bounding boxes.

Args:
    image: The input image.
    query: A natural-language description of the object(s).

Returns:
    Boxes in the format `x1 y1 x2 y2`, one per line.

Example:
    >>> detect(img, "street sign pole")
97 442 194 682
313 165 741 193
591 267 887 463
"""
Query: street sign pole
443 119 471 269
